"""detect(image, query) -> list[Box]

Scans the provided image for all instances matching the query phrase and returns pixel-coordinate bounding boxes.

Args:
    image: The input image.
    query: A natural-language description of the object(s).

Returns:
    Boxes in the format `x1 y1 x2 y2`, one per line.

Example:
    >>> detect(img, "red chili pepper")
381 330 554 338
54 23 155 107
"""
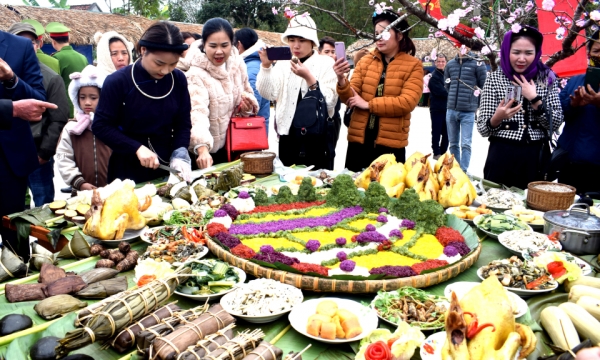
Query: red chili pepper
547 261 566 278
423 343 435 355
181 226 192 242
192 228 206 244
463 312 496 339
526 275 550 290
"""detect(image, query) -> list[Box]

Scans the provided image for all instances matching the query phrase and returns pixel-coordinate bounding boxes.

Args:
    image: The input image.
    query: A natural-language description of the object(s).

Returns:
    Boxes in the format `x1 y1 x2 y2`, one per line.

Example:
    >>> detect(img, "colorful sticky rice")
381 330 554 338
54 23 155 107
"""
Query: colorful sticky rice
241 237 305 252
408 234 444 258
350 252 420 268
292 228 358 246
347 218 379 230
237 206 338 224
245 201 325 214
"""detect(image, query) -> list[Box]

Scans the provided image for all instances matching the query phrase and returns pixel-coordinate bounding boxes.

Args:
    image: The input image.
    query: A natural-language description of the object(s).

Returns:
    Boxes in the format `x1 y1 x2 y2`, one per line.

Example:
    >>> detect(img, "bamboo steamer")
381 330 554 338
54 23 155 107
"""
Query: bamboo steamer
207 238 482 293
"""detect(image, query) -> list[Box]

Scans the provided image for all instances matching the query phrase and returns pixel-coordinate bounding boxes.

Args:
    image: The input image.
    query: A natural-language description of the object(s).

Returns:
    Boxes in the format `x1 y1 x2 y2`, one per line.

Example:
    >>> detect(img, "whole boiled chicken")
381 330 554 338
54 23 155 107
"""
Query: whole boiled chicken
354 154 397 189
435 153 460 183
378 162 407 198
83 180 150 240
441 276 536 360
438 165 477 207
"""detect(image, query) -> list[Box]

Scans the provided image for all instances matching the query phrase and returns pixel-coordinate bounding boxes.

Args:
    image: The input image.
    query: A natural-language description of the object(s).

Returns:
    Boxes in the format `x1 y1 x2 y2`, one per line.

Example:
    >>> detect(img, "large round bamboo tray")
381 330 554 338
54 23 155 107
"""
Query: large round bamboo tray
207 238 482 293
527 181 576 211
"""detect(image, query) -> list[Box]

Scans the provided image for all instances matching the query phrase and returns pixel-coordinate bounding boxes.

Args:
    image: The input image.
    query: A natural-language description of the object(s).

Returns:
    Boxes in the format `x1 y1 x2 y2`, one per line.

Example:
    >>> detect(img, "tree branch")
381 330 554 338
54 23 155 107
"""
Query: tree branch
545 0 591 67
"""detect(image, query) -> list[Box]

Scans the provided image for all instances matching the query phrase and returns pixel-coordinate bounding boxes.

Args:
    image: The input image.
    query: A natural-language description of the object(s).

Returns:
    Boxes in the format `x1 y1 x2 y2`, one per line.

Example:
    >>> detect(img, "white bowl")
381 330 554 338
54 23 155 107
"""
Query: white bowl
476 267 558 298
174 265 246 302
140 226 210 267
220 284 303 324
473 214 532 240
96 226 147 247
420 331 446 360
444 281 528 318
498 230 561 256
288 298 379 344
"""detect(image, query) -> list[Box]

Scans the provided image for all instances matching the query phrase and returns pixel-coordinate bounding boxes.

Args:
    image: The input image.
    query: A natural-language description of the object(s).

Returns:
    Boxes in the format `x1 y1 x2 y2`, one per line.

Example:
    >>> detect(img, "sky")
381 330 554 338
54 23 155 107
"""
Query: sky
0 0 123 13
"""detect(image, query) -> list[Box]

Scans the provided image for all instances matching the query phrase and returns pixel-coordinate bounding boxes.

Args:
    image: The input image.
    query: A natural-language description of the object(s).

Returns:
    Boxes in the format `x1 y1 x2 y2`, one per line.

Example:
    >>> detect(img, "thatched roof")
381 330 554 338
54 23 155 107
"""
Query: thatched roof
0 5 285 47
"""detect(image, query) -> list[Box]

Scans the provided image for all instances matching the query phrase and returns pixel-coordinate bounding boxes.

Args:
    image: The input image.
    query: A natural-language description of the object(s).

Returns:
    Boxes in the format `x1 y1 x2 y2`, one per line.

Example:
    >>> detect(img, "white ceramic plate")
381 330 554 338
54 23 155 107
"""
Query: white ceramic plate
445 207 495 225
96 226 147 247
282 173 324 187
504 209 545 230
288 298 379 344
370 294 448 330
473 214 532 240
444 281 528 318
174 265 247 302
220 284 303 324
420 331 446 360
498 230 562 256
521 251 593 277
476 267 558 297
140 226 209 267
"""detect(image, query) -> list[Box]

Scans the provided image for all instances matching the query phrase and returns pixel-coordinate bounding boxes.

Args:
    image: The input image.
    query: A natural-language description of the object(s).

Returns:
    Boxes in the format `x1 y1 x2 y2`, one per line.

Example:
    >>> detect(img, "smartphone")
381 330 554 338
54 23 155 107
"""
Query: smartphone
585 67 600 92
504 85 522 107
266 47 292 61
335 41 346 62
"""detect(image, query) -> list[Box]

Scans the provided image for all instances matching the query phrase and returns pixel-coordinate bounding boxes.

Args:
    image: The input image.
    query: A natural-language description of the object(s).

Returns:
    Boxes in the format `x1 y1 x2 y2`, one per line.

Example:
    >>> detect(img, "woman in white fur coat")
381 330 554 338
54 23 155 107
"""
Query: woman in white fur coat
186 18 259 169
94 31 133 76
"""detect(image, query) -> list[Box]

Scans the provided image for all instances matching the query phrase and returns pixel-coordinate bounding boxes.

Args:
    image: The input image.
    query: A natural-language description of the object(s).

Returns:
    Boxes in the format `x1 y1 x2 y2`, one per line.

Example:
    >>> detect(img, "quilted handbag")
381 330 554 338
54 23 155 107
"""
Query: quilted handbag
226 106 268 162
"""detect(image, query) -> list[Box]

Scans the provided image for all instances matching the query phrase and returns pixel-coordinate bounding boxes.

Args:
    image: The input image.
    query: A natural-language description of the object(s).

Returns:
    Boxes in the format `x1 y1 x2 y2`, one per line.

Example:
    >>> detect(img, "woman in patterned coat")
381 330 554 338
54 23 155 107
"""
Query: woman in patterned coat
476 25 563 189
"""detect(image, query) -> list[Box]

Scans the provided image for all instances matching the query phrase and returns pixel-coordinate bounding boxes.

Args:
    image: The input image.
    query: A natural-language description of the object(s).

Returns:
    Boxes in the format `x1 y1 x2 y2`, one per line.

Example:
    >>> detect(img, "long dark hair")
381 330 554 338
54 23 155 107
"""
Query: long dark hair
200 18 234 53
136 21 185 55
373 11 416 56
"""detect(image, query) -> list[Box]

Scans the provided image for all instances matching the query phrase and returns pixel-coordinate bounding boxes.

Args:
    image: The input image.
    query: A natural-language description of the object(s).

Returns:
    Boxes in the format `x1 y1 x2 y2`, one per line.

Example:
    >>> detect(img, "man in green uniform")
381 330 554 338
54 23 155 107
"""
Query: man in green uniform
21 19 60 75
46 22 88 117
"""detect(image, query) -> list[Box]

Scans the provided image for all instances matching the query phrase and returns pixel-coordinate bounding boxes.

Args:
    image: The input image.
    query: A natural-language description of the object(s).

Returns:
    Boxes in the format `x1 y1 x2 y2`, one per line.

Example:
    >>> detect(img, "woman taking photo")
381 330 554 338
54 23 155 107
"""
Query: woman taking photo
476 25 563 189
334 10 423 171
187 18 259 169
93 21 192 183
257 14 338 170
95 31 133 76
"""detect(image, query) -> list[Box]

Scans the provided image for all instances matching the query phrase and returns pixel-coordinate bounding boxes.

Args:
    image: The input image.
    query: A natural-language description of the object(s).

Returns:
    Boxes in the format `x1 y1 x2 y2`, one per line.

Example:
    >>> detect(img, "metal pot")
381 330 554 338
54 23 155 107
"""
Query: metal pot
543 204 600 255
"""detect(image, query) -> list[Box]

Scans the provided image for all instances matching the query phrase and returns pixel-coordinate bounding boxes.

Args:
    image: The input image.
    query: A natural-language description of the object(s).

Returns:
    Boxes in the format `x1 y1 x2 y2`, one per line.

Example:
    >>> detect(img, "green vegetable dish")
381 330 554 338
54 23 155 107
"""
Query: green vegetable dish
176 260 240 295
476 214 529 234
371 287 448 330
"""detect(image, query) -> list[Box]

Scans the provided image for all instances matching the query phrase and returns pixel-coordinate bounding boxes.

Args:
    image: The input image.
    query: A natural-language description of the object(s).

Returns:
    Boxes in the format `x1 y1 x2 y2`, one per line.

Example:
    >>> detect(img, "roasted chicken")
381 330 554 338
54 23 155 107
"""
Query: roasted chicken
441 276 536 360
83 180 149 240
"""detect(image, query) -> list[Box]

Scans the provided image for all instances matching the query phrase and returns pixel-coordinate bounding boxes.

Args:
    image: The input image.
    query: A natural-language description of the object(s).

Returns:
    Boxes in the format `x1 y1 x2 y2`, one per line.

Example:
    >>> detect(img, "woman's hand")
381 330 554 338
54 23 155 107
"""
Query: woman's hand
80 183 97 191
258 47 273 68
196 146 213 169
513 75 537 101
346 88 369 110
291 60 316 86
239 95 254 114
575 347 600 360
136 145 159 169
572 84 600 108
333 58 350 86
490 99 522 127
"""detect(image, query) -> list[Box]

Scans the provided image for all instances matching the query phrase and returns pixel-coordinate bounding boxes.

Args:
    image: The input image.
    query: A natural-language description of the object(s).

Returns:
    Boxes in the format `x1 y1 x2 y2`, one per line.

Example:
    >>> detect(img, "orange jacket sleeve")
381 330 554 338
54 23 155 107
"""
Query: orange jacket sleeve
368 60 423 117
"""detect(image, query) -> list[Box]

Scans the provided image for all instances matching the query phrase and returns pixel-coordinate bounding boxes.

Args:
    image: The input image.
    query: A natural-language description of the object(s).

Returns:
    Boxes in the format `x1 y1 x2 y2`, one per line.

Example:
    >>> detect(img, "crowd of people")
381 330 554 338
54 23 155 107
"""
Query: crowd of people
1 12 600 260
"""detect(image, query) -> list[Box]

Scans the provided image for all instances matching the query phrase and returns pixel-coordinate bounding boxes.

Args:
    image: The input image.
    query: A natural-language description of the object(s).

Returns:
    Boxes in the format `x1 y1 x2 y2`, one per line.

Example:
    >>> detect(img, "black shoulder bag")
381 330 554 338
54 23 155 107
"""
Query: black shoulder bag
291 84 328 138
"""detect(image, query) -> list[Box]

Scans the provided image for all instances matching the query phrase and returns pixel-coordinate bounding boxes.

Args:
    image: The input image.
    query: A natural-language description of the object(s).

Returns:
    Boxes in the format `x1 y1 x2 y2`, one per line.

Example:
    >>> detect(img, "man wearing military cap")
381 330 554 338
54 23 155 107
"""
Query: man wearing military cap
46 22 88 117
9 22 69 207
21 19 60 75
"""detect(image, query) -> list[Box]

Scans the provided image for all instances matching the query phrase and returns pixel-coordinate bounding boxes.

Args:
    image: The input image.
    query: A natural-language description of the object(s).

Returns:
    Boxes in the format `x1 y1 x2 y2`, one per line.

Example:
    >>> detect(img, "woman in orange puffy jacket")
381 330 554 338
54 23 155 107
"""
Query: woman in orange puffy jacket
334 10 423 172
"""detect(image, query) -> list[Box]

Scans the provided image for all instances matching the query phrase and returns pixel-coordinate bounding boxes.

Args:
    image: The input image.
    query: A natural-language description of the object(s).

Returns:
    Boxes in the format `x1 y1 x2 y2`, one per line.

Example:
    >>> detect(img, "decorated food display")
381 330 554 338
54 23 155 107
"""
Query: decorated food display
371 287 448 329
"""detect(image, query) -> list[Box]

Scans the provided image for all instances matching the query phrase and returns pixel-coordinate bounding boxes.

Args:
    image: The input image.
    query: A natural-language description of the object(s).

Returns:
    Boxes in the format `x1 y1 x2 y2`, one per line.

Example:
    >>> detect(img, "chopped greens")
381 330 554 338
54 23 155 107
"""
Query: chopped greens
372 287 447 330
177 260 240 295
476 214 529 234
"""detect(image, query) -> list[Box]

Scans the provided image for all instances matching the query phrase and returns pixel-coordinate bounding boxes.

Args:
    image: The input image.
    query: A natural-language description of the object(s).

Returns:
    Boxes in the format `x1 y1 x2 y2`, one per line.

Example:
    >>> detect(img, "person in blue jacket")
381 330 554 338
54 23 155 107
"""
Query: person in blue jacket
92 22 192 184
0 30 47 260
234 28 270 135
557 30 600 193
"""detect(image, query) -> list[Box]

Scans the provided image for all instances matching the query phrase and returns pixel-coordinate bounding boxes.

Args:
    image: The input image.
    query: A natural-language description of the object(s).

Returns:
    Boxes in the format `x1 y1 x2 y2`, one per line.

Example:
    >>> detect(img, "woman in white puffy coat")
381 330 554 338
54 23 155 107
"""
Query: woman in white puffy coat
186 18 258 169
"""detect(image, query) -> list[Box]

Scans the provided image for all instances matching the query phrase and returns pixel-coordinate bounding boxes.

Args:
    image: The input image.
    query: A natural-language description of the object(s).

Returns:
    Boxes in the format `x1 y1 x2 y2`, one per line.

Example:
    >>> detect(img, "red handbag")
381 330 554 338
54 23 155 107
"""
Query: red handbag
225 105 268 162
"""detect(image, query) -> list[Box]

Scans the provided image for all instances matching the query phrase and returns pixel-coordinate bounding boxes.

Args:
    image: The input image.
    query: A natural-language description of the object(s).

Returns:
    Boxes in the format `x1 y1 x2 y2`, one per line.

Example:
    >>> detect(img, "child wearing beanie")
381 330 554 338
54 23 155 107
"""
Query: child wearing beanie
56 65 112 194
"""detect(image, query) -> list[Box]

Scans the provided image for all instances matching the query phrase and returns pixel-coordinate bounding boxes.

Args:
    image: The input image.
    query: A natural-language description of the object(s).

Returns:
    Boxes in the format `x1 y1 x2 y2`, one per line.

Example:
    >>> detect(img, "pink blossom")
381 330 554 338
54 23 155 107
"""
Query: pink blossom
506 0 512 3
428 34 434 39
481 45 495 55
429 27 435 32
499 8 508 13
542 0 555 11
474 27 485 39
507 16 515 24
291 0 300 3
299 11 309 18
437 18 449 31
460 45 467 55
272 7 278 15
471 16 481 21
430 48 437 59
560 78 568 87
434 31 445 38
525 1 534 11
390 0 394 3
465 6 473 13
375 4 383 14
576 19 586 27
511 23 522 33
556 26 566 36
448 13 460 28
591 10 600 21
381 31 391 40
284 7 296 19
369 0 374 4
473 89 480 97
462 1 467 6
380 1 386 5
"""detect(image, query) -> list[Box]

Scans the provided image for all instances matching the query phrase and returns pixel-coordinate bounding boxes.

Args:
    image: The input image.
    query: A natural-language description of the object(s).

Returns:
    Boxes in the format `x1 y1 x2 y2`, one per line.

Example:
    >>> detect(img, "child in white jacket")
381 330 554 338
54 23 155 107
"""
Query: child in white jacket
56 65 111 194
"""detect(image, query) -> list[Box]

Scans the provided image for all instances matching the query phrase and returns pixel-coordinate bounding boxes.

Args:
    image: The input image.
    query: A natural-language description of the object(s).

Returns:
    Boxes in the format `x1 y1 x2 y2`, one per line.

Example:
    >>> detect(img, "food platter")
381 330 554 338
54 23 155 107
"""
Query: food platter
498 230 561 256
476 266 558 297
139 226 209 267
282 173 324 187
445 206 494 225
473 214 531 240
522 250 593 277
174 264 247 302
443 281 528 318
95 227 148 247
370 288 448 330
288 298 378 344
504 208 545 230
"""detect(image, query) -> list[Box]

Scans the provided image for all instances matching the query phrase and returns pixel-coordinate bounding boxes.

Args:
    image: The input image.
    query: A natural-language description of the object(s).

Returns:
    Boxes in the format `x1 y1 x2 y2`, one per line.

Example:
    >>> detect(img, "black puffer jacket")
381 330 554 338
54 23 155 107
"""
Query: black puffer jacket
444 52 487 112
428 68 447 111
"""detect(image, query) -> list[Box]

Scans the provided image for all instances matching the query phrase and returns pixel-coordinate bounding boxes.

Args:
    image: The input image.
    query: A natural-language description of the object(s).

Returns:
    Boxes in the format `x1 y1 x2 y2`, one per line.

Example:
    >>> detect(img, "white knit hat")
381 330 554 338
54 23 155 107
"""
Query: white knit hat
94 31 133 77
68 65 106 114
281 14 319 48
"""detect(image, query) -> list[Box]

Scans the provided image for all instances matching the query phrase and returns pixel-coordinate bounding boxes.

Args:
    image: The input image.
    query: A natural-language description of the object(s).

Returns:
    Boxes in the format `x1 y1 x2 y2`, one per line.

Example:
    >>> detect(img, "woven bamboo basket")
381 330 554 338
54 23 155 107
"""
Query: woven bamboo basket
527 181 576 211
240 152 276 175
207 238 482 293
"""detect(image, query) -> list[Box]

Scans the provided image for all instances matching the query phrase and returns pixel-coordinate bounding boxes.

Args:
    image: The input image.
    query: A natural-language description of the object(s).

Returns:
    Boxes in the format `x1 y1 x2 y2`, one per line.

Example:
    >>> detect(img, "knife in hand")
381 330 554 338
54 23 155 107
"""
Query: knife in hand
158 164 180 174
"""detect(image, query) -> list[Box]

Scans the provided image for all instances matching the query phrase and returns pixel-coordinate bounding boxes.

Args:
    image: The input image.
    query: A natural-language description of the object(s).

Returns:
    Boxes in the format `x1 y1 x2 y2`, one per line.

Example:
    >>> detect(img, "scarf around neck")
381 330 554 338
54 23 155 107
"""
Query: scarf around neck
500 27 555 85
69 112 93 135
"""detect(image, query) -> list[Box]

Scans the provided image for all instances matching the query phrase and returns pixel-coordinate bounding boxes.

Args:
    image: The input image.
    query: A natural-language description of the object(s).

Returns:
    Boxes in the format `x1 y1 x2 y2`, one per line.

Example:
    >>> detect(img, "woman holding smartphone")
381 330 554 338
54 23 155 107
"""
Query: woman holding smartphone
256 14 338 170
476 25 563 189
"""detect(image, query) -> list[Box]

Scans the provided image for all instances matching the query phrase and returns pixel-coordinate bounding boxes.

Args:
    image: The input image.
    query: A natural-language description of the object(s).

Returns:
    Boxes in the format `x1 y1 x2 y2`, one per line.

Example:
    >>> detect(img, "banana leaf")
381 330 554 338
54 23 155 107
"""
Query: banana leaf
6 206 55 226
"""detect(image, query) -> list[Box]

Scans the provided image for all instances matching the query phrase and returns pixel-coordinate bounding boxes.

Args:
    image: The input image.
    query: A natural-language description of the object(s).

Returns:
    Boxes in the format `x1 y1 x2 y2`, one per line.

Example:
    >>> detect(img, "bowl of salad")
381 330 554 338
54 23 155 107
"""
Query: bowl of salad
174 259 246 301
473 214 531 240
